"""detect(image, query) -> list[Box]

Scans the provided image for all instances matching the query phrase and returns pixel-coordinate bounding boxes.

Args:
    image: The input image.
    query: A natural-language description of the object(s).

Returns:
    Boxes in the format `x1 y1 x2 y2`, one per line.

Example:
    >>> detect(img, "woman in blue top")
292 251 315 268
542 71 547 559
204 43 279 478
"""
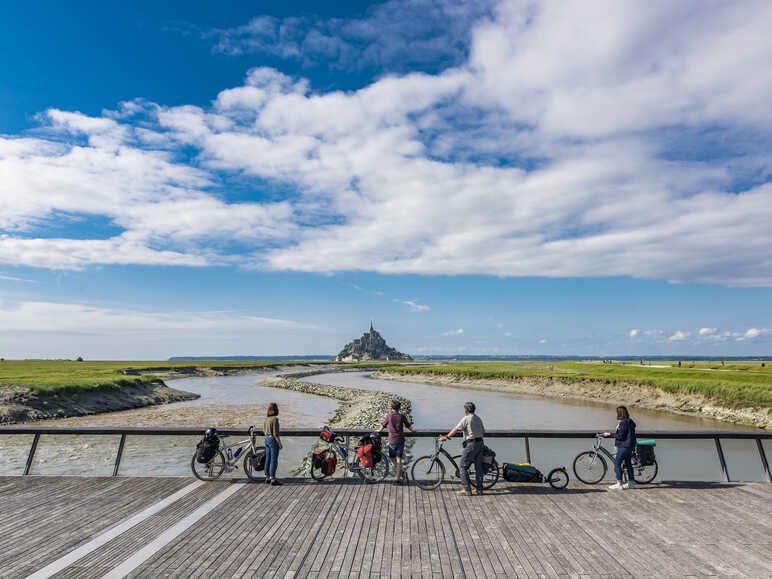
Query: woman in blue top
603 406 637 490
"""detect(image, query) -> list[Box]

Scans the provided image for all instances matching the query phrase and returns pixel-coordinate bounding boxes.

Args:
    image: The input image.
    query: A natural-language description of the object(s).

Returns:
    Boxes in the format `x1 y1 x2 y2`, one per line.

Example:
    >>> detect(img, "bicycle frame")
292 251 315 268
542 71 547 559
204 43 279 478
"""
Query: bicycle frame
219 429 262 471
424 440 463 477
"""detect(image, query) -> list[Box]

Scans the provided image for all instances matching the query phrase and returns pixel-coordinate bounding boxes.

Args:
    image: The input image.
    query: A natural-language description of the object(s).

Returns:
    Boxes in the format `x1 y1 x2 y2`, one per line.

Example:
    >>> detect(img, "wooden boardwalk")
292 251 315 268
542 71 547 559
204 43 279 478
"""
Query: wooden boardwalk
2 477 770 578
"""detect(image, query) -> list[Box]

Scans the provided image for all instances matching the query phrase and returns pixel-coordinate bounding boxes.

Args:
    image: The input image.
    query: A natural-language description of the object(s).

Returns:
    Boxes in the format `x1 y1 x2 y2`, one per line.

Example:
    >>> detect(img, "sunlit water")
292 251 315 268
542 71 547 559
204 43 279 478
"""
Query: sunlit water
1 370 767 482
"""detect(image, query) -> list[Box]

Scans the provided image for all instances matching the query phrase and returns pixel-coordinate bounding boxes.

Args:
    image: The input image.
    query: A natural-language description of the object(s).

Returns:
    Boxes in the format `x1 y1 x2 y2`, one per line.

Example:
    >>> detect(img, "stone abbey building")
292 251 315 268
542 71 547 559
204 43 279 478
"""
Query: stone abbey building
334 322 413 362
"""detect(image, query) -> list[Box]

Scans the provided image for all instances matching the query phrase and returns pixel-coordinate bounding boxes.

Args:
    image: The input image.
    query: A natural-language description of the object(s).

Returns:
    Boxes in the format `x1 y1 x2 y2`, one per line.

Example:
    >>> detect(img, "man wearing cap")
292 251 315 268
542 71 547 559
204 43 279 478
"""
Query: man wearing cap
440 402 485 496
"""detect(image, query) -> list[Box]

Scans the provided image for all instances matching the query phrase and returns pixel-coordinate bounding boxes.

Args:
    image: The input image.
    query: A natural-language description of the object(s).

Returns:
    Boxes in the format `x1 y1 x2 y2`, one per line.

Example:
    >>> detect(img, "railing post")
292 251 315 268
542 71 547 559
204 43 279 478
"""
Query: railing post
344 435 349 479
524 436 531 464
715 437 730 482
757 439 771 484
113 434 127 477
23 433 40 476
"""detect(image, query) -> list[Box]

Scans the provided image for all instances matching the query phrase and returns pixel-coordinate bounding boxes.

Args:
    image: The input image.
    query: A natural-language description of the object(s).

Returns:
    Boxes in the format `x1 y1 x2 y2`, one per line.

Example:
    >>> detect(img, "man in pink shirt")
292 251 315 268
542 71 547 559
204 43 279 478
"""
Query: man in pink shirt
378 400 416 484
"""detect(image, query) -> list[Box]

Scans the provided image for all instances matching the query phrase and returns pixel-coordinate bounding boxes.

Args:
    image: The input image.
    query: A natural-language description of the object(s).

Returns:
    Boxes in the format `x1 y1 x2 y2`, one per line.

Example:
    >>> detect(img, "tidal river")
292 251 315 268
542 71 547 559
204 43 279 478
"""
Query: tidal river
1 370 766 482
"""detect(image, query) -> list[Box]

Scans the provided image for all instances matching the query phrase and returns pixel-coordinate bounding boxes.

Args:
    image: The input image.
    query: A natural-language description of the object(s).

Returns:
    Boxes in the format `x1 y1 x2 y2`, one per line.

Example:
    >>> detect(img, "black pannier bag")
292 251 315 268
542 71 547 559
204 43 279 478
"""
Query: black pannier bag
481 445 496 473
249 450 266 472
196 429 220 464
312 450 327 470
636 440 656 466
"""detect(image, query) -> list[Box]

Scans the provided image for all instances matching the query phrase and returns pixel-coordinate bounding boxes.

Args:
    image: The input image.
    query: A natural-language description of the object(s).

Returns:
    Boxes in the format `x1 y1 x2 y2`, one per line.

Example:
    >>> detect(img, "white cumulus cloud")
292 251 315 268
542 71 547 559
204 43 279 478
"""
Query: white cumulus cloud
443 328 464 336
629 329 640 338
698 327 717 336
1 0 771 287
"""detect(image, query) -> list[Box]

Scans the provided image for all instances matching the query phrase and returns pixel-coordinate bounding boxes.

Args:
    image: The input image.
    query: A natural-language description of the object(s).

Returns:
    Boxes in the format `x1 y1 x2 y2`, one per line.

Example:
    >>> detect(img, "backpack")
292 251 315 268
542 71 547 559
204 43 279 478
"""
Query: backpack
320 426 336 443
195 429 220 463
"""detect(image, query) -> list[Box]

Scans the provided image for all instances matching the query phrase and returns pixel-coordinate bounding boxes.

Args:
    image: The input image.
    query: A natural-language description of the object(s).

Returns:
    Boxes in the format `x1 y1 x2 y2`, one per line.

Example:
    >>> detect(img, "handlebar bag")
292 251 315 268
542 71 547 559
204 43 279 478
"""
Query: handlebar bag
320 426 336 443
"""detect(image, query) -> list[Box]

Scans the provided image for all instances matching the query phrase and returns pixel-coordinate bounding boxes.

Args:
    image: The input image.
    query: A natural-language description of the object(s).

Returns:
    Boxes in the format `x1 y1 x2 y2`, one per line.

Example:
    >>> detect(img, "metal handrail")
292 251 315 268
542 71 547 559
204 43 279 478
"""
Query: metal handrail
1 427 769 482
1 427 769 438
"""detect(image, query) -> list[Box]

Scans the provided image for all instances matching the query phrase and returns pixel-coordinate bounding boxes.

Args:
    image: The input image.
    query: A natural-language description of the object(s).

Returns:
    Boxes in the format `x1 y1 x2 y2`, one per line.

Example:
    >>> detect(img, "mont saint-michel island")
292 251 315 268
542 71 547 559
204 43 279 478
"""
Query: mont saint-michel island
334 323 413 362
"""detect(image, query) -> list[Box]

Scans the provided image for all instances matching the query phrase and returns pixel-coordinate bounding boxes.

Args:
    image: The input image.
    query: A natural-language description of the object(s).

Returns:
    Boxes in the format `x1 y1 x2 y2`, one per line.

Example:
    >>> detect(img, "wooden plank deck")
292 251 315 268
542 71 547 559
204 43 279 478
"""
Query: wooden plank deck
1 477 770 578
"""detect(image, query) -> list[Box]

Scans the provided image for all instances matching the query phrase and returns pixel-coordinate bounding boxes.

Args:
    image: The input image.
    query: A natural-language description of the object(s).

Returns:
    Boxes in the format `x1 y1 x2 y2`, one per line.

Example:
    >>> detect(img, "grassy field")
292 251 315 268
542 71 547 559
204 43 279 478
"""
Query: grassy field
0 360 327 394
384 361 772 409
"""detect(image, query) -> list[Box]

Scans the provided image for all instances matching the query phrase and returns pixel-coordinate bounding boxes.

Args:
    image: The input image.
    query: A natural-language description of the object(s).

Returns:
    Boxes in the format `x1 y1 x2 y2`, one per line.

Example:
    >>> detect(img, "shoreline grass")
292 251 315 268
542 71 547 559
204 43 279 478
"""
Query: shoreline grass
0 360 328 394
384 361 772 409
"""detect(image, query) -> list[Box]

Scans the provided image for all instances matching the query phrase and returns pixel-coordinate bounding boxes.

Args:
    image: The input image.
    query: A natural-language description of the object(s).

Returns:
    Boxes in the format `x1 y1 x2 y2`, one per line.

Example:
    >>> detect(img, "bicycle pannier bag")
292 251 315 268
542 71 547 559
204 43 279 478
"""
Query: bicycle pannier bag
320 426 336 443
196 437 219 464
482 445 496 465
251 450 266 471
636 440 656 466
322 453 337 476
370 432 382 464
357 443 374 468
503 462 544 483
312 450 326 470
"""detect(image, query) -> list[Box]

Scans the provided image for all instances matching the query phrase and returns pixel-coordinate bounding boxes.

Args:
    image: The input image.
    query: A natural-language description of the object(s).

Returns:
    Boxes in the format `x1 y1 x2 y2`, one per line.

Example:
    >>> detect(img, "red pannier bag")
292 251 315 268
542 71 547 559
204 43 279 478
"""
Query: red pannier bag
324 454 337 476
357 443 374 468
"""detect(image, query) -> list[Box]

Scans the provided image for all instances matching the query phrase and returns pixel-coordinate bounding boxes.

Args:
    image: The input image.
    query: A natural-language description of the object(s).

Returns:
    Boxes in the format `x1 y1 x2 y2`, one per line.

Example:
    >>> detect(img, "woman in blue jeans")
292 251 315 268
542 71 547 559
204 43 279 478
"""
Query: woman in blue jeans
603 406 637 490
264 402 283 486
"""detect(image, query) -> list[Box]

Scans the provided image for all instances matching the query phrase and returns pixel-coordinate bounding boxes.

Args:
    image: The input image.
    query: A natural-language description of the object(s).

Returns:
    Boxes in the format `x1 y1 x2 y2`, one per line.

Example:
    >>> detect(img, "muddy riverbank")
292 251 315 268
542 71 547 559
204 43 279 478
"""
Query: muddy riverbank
0 380 199 424
374 371 769 429
0 364 323 425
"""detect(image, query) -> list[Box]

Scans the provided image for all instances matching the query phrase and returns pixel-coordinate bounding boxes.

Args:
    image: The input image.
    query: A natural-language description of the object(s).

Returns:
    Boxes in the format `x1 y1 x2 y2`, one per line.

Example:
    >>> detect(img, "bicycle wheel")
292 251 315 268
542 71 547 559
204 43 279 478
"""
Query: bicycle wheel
411 455 446 490
454 456 499 490
191 450 226 481
242 450 264 482
357 451 390 483
547 467 569 489
573 451 607 484
633 459 658 484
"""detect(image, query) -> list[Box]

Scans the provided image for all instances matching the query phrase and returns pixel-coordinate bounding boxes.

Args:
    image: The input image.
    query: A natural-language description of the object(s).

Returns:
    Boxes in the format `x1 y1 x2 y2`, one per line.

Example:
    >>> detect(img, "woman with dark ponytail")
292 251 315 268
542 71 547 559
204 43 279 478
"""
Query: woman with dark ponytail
264 402 283 486
603 406 637 490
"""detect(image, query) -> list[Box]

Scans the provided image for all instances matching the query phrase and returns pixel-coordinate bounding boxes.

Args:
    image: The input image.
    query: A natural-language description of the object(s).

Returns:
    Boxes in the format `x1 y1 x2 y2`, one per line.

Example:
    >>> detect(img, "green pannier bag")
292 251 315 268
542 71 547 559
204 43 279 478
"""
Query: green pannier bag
503 462 544 483
636 440 657 466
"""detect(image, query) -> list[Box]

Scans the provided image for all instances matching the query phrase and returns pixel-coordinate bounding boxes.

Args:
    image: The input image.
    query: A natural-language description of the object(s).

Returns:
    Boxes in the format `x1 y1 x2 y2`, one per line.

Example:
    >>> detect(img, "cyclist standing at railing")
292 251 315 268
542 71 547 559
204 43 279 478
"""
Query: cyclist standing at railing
264 402 283 486
602 405 637 490
378 399 416 485
440 402 485 496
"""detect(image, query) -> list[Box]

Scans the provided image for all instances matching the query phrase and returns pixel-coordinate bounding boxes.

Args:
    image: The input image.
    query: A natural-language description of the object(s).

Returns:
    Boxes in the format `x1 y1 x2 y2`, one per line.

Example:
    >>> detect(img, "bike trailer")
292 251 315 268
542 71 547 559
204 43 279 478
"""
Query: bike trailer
503 462 544 483
320 426 336 443
636 439 657 466
195 428 220 464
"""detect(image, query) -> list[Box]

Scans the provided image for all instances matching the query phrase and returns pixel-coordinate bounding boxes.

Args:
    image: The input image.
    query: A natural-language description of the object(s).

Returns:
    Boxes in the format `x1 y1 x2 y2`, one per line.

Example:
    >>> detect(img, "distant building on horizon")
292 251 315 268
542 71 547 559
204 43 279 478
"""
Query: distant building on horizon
333 322 413 362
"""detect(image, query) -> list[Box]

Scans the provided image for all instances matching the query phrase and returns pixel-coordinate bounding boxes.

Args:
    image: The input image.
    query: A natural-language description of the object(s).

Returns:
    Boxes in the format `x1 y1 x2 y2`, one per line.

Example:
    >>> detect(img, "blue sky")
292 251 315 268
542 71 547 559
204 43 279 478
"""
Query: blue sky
1 0 771 358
